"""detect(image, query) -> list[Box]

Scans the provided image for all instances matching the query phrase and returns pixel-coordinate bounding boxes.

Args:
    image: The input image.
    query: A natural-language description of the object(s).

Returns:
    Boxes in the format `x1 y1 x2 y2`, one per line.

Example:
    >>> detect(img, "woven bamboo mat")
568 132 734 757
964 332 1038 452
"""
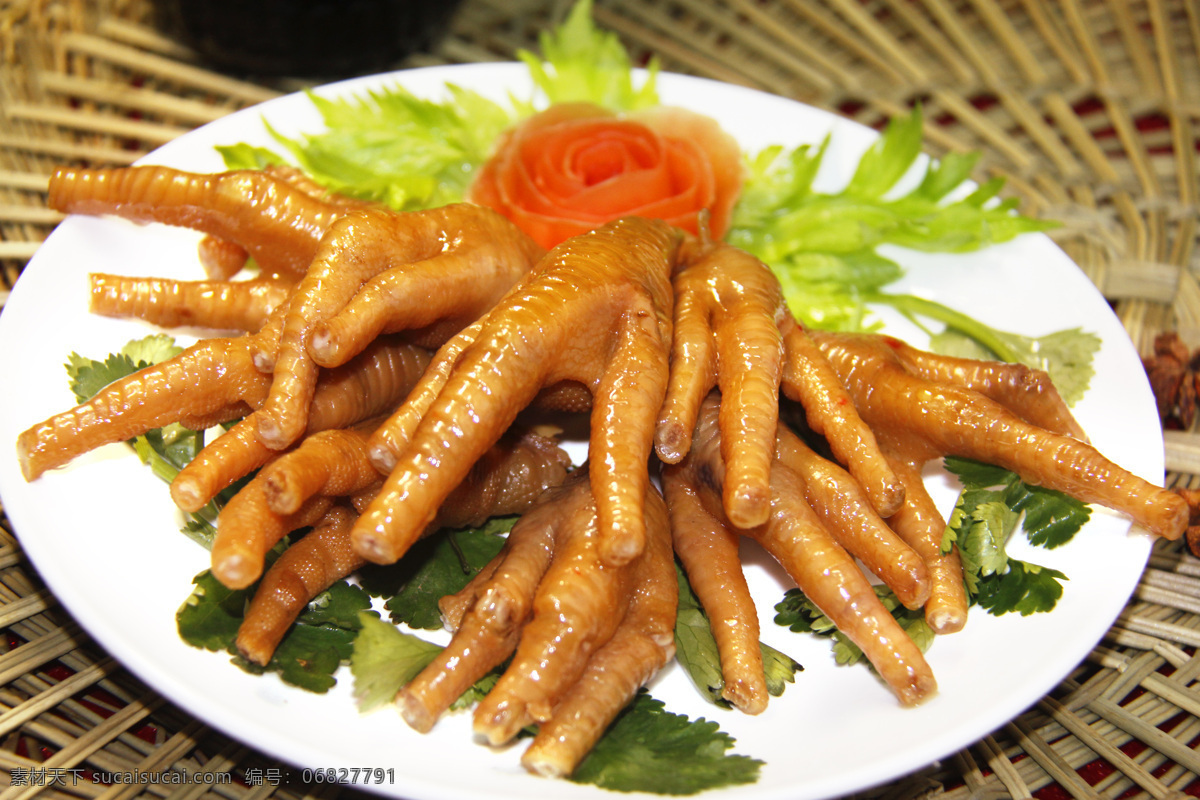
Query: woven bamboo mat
1 0 1199 797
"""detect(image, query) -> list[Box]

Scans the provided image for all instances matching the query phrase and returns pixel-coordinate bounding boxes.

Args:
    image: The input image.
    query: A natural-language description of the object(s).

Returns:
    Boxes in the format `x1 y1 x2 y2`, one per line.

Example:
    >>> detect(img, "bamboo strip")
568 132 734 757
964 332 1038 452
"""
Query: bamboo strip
966 0 1048 85
1039 695 1178 799
4 104 191 144
59 34 280 105
0 241 42 259
94 18 193 61
0 624 85 685
692 0 850 93
977 734 1035 799
0 203 60 224
775 0 908 87
0 133 141 165
1018 0 1091 85
918 0 1002 87
0 658 117 741
1088 694 1200 775
824 0 930 85
0 170 49 191
590 6 766 93
1107 0 1164 97
0 591 53 628
91 721 207 800
36 73 233 125
1140 672 1200 718
1008 716 1103 799
1164 430 1200 475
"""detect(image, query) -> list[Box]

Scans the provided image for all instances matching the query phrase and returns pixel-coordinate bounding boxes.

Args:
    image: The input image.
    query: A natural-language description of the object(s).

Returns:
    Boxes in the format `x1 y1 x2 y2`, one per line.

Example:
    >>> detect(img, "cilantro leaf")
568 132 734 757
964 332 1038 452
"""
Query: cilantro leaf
674 564 801 707
1006 480 1093 549
176 569 244 651
943 456 1092 553
349 612 444 711
65 334 182 403
371 521 511 630
177 568 372 693
348 611 507 713
517 0 659 111
774 586 933 667
941 456 1088 614
974 560 1067 616
569 692 762 794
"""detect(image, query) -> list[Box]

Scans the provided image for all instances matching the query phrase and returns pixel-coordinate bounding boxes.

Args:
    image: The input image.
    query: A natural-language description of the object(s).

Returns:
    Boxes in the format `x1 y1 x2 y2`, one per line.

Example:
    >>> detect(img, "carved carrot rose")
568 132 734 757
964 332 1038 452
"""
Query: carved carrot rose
468 102 744 250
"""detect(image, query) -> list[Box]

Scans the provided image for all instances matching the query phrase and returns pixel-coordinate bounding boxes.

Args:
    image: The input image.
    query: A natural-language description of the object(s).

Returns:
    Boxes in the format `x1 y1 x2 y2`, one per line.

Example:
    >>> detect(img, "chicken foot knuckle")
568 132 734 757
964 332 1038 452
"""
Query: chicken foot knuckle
669 392 937 707
351 216 680 568
814 331 1188 540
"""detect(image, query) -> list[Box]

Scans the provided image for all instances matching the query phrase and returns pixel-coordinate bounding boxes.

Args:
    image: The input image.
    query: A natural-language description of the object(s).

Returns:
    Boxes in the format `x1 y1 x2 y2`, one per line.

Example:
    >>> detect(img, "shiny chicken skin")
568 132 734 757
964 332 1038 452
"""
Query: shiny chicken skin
396 466 677 779
664 392 936 710
814 330 1189 633
659 239 904 529
18 155 1191 788
235 426 571 666
45 164 546 457
48 164 373 280
354 216 680 569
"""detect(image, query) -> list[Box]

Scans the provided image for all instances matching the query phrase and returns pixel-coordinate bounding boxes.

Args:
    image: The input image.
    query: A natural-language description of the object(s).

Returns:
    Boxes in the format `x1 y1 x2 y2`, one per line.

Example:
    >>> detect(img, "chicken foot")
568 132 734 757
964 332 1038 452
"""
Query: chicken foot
664 392 937 708
354 216 680 568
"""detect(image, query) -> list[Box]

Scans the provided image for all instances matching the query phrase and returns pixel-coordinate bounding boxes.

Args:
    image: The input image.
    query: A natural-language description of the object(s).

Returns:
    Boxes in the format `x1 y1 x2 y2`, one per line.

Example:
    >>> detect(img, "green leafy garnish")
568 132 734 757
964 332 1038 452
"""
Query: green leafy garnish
774 586 934 667
258 84 514 211
376 521 512 629
569 692 762 794
65 334 182 403
729 107 1063 340
941 455 1085 613
349 612 444 711
517 0 659 111
219 1 659 213
674 564 801 707
177 569 373 692
973 560 1067 616
879 293 1101 406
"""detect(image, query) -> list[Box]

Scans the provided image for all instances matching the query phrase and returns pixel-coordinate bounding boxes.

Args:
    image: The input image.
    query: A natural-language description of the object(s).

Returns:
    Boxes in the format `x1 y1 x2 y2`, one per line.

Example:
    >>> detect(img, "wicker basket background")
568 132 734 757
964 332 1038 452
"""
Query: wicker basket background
1 0 1198 797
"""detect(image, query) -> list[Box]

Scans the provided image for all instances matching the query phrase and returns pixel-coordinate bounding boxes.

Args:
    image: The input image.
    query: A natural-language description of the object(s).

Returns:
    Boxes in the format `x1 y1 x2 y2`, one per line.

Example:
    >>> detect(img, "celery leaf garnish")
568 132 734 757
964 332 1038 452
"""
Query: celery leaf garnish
261 84 514 211
518 0 659 111
729 107 1061 336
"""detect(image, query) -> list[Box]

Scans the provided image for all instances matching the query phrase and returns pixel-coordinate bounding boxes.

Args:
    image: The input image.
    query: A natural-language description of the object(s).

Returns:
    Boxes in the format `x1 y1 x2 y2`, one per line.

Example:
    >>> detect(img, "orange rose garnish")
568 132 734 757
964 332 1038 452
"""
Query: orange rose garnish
468 102 744 250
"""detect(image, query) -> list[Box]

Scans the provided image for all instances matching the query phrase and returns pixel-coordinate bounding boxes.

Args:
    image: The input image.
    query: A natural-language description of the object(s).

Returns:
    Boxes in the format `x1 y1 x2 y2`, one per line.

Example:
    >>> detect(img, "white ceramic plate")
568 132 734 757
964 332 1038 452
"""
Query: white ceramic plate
0 64 1165 800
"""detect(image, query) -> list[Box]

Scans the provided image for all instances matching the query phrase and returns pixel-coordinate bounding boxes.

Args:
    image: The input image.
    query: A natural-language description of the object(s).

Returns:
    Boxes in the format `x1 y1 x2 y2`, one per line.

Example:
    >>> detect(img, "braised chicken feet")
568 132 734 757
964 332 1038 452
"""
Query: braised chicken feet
664 392 935 710
235 426 570 665
353 216 680 568
658 240 903 528
814 330 1189 633
396 466 677 779
45 164 546 457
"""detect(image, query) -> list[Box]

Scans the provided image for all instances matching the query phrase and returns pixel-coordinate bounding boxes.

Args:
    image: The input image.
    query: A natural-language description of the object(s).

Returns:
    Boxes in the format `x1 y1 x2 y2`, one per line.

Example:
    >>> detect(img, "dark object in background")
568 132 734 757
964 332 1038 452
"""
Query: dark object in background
155 0 464 79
